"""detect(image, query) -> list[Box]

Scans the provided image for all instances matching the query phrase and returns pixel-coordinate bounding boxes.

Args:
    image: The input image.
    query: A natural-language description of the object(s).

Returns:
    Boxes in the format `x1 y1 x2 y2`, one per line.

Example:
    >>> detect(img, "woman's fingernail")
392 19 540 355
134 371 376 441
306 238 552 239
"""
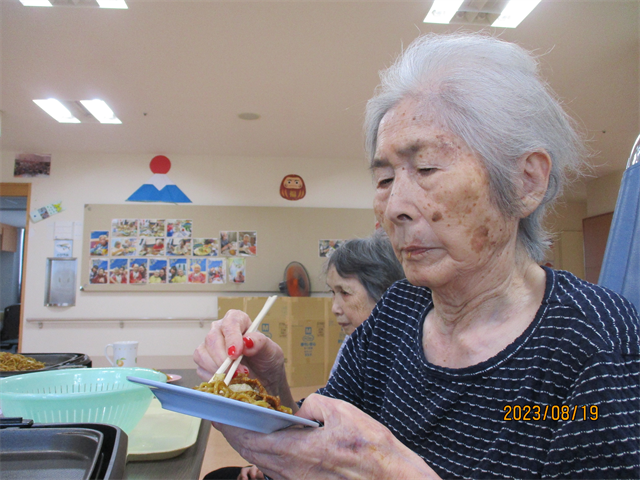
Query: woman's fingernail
243 337 254 349
228 345 236 356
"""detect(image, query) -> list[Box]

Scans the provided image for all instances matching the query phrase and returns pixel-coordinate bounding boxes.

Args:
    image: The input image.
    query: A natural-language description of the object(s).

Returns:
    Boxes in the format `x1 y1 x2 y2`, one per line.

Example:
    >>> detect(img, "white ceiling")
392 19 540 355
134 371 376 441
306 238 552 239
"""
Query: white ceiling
1 0 639 200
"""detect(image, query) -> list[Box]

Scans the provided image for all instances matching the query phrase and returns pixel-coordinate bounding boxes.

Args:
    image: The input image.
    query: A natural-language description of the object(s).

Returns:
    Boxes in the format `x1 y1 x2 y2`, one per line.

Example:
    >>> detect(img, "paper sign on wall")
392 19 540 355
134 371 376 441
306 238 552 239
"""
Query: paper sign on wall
30 201 64 223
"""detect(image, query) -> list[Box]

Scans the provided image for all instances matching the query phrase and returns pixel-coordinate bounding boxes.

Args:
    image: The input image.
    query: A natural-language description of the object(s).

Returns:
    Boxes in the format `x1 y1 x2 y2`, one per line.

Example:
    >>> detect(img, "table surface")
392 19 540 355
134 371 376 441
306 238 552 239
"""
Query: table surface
125 368 211 480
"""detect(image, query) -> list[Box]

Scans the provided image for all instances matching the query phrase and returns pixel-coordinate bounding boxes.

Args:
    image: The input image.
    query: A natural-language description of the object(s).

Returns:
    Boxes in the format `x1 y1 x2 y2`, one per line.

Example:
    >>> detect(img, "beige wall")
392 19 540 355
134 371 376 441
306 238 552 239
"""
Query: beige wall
0 151 373 363
586 171 624 217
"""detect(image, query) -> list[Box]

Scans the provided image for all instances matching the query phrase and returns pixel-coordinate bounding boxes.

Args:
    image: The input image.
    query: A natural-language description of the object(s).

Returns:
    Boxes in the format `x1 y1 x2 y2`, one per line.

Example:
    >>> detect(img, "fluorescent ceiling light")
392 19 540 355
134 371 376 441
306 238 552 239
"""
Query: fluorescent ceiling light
492 0 541 28
80 99 122 124
33 99 80 123
424 0 465 24
20 0 52 6
96 0 128 9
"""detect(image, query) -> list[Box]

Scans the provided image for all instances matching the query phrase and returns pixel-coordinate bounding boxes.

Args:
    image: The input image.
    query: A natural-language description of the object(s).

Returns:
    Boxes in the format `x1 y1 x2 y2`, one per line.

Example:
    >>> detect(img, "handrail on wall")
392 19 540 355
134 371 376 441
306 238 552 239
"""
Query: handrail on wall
26 317 215 329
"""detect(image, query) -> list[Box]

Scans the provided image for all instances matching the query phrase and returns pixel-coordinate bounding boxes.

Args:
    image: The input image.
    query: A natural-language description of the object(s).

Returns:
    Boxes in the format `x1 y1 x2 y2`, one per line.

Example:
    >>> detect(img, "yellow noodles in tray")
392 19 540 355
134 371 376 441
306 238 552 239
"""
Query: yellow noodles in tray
194 373 293 414
0 352 46 371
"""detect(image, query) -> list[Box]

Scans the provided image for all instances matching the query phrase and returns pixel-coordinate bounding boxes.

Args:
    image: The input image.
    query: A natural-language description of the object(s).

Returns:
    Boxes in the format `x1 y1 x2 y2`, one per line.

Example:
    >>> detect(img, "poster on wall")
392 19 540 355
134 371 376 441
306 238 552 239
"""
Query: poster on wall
169 258 187 283
193 238 218 256
319 239 344 257
229 257 246 284
54 239 73 258
138 237 165 256
109 258 129 284
90 259 108 284
149 258 167 284
279 174 306 201
238 231 257 256
207 258 226 284
188 258 207 283
126 156 192 203
167 237 191 256
220 231 238 256
111 219 138 237
90 231 109 256
167 219 192 238
14 153 51 177
139 219 165 237
130 258 148 284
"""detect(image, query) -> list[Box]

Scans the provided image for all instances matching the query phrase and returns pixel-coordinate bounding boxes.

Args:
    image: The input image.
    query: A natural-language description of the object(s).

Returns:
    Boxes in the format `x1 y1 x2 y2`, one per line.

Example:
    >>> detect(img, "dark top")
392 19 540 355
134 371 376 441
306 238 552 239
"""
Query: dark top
319 267 640 479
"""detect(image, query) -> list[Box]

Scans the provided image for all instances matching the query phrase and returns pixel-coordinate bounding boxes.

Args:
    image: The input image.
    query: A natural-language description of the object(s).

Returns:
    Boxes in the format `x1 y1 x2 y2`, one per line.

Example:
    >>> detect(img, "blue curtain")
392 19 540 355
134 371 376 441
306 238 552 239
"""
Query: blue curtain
598 158 640 311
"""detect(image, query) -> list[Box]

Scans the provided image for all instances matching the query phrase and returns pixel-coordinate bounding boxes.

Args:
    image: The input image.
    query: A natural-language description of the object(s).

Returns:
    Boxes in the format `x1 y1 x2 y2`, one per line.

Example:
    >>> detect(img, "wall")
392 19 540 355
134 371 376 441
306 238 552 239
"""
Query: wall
544 200 588 278
0 151 374 366
585 171 624 217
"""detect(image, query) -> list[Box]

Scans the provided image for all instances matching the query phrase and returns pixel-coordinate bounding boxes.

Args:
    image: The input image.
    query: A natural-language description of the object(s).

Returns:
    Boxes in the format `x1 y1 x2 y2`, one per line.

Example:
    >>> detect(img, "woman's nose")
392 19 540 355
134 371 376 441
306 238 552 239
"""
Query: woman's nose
331 299 343 316
385 172 416 223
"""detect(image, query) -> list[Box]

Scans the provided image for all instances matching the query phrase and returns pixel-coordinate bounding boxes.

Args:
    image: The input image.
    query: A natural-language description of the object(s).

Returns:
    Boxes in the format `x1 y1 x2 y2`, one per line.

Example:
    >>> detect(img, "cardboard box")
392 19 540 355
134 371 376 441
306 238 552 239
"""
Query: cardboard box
218 296 331 388
324 297 346 379
217 297 246 318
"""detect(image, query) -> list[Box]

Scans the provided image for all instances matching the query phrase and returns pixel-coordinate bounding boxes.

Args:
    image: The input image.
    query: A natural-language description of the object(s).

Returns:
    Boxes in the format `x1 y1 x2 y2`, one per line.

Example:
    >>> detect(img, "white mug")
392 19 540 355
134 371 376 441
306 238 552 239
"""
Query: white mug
105 341 138 367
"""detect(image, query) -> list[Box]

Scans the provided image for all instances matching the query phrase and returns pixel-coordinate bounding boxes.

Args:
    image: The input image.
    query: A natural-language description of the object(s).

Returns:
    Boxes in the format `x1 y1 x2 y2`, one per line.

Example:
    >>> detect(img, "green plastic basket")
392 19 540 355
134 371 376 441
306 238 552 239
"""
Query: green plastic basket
0 367 166 433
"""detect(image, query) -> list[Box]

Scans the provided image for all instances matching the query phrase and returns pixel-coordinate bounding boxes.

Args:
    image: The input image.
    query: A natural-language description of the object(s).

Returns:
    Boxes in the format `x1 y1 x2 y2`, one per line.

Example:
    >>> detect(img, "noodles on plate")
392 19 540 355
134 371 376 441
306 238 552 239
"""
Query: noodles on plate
194 373 293 414
0 352 46 371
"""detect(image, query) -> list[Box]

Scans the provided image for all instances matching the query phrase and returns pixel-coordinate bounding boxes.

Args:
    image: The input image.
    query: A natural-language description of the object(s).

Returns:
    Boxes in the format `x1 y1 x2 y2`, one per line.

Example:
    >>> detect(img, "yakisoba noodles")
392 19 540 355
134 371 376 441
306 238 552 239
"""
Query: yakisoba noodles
194 373 293 414
0 352 46 371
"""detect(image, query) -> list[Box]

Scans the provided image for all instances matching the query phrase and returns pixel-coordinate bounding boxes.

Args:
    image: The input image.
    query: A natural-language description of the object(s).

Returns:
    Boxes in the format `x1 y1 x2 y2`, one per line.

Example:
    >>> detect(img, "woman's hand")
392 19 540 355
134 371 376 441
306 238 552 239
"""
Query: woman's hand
215 394 441 480
193 309 293 403
237 465 264 480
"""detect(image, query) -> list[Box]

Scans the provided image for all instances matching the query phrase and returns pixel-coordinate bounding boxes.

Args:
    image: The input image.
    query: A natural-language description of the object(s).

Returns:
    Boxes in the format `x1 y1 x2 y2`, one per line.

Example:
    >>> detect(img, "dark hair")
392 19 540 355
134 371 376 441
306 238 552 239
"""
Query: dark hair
325 230 404 301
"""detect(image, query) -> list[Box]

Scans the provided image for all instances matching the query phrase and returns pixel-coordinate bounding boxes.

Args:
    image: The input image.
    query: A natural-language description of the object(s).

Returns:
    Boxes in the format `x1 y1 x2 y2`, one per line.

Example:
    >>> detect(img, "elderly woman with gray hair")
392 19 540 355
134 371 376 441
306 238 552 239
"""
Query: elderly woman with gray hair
195 33 639 479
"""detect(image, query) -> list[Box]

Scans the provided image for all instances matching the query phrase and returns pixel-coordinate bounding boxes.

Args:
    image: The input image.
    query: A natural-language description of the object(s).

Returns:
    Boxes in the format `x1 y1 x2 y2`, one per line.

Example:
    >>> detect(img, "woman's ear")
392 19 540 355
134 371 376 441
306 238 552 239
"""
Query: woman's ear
519 151 551 216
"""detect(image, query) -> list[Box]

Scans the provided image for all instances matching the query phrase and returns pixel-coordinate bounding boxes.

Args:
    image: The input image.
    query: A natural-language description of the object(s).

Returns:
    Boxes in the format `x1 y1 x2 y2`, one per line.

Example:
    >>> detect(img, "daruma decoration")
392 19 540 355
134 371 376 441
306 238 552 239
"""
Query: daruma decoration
280 174 306 201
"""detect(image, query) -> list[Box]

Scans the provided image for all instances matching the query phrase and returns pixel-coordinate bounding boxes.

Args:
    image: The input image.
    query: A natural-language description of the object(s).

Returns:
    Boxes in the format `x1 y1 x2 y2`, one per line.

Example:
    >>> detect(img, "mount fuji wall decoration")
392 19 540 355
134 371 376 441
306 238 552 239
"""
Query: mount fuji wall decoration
127 156 192 203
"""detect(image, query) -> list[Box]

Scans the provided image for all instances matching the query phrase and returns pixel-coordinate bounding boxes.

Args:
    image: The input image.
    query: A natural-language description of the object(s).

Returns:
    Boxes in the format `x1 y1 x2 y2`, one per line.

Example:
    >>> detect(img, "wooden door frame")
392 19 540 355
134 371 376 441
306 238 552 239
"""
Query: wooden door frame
0 183 31 352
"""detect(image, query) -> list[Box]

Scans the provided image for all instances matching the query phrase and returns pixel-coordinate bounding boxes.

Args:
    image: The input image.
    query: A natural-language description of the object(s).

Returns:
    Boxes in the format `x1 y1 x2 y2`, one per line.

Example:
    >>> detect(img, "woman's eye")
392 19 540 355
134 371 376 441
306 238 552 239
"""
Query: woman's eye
376 177 393 188
418 167 436 175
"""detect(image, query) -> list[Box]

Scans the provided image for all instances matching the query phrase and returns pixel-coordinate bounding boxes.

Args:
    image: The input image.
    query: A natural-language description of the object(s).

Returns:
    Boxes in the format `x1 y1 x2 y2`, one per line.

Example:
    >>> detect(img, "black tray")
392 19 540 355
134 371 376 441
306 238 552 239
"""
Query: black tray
0 427 104 480
0 419 128 480
0 353 92 377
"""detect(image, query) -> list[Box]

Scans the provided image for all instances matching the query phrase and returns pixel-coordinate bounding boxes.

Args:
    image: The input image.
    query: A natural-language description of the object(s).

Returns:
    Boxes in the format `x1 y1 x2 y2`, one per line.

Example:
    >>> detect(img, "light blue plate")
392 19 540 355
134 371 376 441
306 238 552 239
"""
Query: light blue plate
126 376 319 434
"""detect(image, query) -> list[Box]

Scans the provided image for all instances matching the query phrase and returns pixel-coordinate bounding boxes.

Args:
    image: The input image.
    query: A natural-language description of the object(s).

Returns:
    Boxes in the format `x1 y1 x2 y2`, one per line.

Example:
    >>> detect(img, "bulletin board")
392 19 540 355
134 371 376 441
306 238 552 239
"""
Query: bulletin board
81 204 376 293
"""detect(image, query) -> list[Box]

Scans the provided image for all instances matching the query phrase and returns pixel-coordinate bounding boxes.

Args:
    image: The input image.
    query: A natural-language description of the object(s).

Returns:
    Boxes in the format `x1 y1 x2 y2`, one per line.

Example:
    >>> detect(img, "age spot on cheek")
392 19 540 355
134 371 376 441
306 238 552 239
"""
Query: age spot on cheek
470 225 489 253
431 211 443 222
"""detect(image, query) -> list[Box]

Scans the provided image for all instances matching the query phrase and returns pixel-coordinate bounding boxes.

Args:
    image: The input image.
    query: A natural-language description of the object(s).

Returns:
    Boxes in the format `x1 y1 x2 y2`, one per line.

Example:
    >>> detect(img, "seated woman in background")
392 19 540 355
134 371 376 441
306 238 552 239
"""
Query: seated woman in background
195 33 639 479
202 231 404 480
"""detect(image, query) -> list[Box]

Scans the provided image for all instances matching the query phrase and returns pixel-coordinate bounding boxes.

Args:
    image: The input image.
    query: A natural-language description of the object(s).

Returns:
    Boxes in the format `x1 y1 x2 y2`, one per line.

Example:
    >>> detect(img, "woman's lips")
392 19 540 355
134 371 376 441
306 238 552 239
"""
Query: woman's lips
403 246 429 258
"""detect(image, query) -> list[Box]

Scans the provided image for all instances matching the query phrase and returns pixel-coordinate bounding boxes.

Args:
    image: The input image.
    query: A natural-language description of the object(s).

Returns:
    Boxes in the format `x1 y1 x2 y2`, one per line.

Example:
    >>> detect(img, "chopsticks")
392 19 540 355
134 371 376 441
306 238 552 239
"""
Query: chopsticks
211 295 278 385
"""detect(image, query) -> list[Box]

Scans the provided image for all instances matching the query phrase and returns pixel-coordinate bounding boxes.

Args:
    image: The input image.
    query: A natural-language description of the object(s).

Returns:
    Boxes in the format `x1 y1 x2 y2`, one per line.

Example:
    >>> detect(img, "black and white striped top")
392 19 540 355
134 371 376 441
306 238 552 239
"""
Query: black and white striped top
319 267 640 479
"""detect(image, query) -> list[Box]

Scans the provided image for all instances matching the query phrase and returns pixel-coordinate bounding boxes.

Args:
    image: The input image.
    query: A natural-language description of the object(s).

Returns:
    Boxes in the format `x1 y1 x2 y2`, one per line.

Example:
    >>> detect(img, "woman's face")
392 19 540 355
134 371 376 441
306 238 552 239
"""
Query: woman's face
327 265 377 335
372 97 517 290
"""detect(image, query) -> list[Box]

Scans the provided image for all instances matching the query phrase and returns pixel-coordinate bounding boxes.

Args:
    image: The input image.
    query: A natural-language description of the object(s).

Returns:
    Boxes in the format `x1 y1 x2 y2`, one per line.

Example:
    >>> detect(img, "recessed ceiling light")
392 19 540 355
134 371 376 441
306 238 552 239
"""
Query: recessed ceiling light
20 0 52 6
238 113 260 121
33 99 80 123
424 0 465 24
80 99 122 124
492 0 541 28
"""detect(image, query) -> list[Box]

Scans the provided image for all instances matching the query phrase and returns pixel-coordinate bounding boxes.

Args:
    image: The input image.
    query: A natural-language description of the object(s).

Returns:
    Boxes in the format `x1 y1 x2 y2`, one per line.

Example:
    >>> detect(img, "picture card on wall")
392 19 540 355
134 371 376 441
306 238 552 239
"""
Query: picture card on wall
167 237 192 256
207 258 226 284
188 258 207 284
167 219 192 238
109 258 129 284
149 258 168 284
319 239 344 258
220 231 238 256
138 237 165 256
169 258 188 283
229 257 246 284
130 258 148 284
90 259 109 284
112 237 138 256
139 219 166 237
238 231 257 256
90 231 109 256
193 238 218 256
111 219 138 237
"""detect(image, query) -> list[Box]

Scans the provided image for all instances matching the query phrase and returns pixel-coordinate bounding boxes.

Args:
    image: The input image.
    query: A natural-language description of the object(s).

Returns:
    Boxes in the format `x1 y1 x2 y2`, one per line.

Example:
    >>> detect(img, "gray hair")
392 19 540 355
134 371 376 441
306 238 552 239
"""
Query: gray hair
325 230 405 301
364 33 587 262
